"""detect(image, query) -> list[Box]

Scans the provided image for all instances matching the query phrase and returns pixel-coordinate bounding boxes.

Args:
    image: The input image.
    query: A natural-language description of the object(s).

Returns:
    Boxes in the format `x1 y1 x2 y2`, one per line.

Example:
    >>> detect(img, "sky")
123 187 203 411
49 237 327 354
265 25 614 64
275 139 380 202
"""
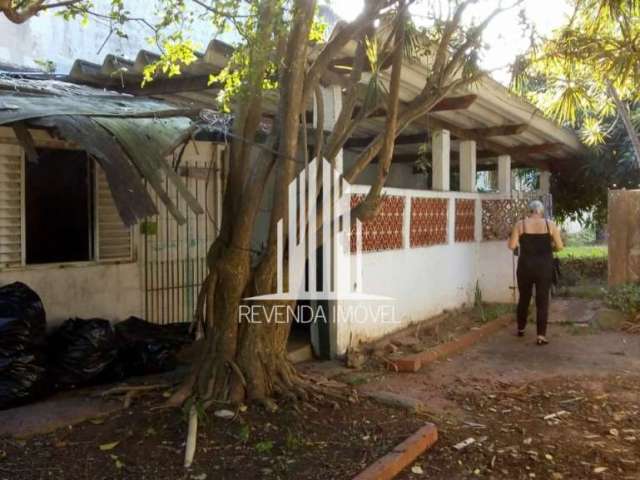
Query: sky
329 0 574 84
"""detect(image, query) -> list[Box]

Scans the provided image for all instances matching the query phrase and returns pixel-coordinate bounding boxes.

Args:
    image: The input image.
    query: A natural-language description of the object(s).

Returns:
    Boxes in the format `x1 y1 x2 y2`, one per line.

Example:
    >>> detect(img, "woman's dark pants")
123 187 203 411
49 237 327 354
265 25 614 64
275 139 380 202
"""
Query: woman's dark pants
516 256 553 336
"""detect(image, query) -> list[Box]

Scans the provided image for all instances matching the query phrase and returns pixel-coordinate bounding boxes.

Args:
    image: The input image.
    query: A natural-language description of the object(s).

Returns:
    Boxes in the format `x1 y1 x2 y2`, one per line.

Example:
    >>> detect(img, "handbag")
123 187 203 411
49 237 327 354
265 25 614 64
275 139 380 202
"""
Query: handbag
552 257 561 286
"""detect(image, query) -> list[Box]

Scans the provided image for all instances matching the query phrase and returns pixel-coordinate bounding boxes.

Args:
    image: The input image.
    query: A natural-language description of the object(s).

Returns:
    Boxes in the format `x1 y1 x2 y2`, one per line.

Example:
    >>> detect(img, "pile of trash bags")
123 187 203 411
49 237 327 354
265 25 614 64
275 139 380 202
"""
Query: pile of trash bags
115 317 191 377
0 282 193 409
0 282 47 409
48 318 120 387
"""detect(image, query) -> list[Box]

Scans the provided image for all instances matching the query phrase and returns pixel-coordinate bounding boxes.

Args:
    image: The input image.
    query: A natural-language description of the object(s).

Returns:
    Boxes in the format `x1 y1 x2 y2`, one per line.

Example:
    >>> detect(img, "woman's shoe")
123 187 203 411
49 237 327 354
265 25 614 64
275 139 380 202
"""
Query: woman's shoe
517 329 525 337
536 335 549 345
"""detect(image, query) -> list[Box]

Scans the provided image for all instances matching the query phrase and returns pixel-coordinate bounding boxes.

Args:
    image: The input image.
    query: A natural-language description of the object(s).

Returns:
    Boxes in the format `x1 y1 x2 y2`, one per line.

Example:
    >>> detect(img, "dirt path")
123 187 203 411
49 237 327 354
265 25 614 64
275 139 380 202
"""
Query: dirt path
357 323 640 415
351 298 640 479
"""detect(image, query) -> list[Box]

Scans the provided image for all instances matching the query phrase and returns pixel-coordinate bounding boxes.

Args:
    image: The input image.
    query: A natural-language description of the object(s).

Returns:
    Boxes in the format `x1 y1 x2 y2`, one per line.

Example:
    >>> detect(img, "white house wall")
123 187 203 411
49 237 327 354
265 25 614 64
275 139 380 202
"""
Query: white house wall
0 130 219 328
1 263 142 327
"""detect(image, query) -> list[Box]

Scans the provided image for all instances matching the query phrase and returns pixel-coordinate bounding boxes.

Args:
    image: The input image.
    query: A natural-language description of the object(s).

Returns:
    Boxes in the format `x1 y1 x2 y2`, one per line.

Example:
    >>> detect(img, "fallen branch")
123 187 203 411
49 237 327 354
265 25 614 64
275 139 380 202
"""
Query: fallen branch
97 384 169 397
96 383 169 408
184 405 198 468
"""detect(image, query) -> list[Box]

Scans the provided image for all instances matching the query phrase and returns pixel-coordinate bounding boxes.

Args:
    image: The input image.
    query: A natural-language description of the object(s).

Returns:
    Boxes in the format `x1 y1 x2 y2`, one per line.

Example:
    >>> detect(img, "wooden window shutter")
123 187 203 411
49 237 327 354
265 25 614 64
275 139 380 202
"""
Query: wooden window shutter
95 163 133 261
0 145 24 268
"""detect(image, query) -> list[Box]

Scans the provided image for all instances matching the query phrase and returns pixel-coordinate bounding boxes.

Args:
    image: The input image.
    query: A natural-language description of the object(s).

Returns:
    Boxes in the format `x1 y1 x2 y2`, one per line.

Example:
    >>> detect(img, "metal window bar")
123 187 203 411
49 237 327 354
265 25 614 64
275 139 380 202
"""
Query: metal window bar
143 146 220 324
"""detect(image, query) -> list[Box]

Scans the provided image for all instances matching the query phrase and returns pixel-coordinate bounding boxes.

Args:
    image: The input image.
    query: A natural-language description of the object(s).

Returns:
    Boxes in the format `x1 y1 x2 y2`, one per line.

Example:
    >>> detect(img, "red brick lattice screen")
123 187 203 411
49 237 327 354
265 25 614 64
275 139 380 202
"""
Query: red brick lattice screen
481 199 529 241
455 199 475 242
410 198 448 247
350 195 404 252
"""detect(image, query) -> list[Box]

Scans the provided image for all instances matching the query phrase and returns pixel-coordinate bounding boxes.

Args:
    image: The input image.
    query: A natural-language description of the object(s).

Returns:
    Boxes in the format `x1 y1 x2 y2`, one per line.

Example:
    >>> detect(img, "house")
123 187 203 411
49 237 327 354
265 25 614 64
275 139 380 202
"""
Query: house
0 72 226 327
0 21 584 359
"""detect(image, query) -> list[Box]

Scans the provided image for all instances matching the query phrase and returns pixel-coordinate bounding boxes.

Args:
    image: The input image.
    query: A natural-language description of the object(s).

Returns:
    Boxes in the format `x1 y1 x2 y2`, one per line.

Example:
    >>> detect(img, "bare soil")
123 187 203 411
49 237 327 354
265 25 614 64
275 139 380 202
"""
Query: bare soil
348 297 640 479
401 375 640 479
1 298 638 480
0 390 423 480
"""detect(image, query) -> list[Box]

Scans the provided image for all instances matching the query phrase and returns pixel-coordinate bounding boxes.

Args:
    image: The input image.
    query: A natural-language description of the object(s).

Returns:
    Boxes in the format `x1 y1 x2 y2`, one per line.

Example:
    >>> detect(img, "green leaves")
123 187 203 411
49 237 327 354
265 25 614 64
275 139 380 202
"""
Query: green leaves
142 38 200 86
255 440 274 453
517 0 640 146
546 84 591 126
581 117 606 146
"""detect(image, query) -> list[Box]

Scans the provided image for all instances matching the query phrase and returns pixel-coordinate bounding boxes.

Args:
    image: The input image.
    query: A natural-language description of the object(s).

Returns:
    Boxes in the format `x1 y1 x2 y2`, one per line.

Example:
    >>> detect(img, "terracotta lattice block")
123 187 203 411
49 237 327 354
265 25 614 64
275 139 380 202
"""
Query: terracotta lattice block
410 198 448 248
350 195 404 253
455 199 475 242
481 198 529 240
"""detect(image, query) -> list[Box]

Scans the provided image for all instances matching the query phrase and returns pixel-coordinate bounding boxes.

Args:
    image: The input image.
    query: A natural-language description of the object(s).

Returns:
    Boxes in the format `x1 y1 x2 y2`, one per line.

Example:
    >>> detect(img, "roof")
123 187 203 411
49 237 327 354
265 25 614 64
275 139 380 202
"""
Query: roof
0 72 204 225
58 38 584 172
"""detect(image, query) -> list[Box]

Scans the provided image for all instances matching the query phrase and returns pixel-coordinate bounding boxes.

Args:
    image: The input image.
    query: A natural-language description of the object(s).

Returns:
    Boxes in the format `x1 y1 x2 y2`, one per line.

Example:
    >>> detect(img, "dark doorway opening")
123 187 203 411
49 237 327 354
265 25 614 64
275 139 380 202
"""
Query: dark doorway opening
25 149 93 264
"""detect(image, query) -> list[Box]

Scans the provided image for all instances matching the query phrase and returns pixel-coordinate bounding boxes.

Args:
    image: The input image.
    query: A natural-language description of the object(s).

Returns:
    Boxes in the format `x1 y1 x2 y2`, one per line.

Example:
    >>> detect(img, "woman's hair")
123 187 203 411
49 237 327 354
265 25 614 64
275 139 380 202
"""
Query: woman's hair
528 200 545 215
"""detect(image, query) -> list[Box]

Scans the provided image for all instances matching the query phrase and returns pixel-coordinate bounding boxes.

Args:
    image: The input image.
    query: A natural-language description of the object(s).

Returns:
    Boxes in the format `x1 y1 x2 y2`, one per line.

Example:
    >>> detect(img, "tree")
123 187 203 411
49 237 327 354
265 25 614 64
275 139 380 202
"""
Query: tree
2 0 520 464
513 0 640 167
551 105 640 228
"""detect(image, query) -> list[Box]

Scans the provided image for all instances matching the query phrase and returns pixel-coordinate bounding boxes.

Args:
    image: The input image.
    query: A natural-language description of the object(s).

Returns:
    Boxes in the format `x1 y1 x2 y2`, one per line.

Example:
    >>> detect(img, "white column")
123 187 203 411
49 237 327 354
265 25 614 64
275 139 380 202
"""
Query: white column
432 129 450 191
314 85 343 171
402 195 411 249
459 140 477 192
497 154 511 195
447 197 455 244
539 170 551 193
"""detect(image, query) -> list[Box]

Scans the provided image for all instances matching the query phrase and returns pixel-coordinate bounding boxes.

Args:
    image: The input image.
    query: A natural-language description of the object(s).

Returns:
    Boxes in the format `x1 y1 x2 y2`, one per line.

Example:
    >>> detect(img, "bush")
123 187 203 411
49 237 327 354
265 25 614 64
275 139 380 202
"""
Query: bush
558 257 607 286
605 284 640 316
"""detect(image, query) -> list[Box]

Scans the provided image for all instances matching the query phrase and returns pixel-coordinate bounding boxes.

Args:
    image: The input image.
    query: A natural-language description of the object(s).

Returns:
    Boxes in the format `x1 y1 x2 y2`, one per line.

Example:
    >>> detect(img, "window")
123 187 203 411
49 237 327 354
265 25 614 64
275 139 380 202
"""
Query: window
0 144 132 268
25 149 93 264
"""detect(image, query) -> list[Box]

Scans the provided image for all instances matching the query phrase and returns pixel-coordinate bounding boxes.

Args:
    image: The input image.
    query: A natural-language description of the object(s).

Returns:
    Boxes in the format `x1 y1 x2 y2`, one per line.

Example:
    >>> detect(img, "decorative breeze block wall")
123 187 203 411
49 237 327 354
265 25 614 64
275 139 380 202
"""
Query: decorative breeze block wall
350 194 404 252
481 199 529 241
455 199 476 242
410 198 448 247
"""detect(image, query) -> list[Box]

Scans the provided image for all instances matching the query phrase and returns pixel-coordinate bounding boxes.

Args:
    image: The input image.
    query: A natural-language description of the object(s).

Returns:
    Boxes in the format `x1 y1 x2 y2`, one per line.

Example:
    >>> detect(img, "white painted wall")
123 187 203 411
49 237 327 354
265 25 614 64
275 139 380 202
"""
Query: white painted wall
335 186 515 354
0 0 233 72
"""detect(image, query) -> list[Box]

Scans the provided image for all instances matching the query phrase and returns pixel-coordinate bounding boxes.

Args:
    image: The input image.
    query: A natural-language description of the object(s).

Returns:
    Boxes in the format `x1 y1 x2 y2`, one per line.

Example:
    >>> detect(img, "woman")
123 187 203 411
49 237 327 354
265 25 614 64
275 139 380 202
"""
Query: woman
508 200 564 345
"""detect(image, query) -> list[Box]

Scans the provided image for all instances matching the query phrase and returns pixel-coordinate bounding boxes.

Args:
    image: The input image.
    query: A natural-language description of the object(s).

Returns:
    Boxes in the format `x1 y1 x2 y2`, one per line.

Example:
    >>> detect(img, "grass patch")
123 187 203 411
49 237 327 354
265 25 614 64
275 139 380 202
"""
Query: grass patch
557 245 607 260
472 302 513 323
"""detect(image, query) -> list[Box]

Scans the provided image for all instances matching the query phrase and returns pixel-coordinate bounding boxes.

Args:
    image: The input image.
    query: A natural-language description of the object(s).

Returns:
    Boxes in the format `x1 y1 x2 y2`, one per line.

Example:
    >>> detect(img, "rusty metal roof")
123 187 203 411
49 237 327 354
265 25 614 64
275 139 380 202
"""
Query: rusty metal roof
0 71 204 226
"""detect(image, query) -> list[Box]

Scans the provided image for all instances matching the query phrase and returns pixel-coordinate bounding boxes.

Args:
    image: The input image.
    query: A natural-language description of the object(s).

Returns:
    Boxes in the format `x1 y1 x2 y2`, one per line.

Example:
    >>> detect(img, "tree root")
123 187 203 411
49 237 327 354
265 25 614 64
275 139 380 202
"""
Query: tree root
161 371 197 409
96 384 169 408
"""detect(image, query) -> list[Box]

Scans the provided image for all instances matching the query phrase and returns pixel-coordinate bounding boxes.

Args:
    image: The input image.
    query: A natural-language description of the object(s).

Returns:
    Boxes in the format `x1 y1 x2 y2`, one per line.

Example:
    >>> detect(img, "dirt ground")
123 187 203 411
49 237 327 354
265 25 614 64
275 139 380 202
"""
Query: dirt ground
0 298 638 480
0 392 424 480
347 298 640 479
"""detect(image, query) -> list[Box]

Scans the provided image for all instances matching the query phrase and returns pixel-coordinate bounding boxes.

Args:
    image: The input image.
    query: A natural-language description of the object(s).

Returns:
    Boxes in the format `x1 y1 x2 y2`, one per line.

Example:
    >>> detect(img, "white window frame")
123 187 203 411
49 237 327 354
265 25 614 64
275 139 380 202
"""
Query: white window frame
0 142 135 271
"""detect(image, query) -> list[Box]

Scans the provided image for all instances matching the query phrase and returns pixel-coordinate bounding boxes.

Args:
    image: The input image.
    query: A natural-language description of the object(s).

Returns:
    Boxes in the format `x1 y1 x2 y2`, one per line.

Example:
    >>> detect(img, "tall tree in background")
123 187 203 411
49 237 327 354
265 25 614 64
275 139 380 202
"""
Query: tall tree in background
2 0 520 463
514 0 640 166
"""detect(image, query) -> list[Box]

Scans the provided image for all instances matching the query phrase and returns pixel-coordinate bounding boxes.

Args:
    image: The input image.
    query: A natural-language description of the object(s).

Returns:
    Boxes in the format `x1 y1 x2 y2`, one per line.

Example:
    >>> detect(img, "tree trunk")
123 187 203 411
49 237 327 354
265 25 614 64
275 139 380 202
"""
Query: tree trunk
607 81 640 170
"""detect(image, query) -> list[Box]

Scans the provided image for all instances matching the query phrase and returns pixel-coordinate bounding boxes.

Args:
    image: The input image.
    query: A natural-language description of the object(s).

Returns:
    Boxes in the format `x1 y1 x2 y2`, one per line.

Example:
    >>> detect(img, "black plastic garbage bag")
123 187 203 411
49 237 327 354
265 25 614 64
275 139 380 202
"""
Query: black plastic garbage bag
0 282 46 355
0 282 47 409
0 354 46 408
115 317 192 377
48 318 119 386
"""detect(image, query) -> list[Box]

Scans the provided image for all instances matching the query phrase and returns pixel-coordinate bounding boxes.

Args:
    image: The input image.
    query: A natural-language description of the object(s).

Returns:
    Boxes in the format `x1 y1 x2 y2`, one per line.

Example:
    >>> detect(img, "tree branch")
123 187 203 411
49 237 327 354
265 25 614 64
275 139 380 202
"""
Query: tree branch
1 0 83 23
354 2 406 222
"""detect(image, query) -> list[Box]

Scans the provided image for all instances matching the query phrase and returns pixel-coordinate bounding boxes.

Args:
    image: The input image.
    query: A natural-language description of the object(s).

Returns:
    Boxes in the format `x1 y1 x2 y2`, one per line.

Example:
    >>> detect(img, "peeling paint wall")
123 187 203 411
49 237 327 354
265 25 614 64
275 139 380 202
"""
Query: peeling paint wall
0 262 142 328
608 189 640 286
